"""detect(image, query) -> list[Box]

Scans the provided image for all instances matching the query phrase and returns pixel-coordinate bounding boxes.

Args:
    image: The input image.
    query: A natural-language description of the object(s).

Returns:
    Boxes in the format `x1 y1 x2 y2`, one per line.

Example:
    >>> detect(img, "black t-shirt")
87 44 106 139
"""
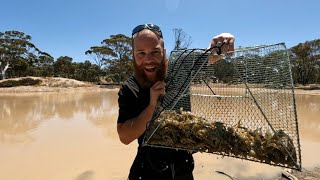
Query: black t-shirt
117 76 150 144
117 76 194 175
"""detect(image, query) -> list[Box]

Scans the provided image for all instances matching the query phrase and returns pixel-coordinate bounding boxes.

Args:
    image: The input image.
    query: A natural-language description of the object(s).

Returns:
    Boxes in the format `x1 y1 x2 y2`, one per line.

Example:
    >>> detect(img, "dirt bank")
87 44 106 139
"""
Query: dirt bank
0 76 119 94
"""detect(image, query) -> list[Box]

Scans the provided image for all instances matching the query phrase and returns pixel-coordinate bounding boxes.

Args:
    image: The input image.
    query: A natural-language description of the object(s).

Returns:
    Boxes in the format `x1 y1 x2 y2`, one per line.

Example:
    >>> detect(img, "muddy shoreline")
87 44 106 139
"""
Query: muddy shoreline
0 85 319 96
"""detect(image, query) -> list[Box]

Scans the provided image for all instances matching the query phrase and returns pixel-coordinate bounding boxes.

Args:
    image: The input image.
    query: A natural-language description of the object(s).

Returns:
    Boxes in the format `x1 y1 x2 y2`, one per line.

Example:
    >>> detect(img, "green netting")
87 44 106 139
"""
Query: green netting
143 43 301 171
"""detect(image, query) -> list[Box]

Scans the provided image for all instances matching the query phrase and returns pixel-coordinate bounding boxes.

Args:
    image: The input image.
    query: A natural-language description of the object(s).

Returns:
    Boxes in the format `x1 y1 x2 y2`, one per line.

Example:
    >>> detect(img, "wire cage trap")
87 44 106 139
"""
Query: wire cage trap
142 42 302 171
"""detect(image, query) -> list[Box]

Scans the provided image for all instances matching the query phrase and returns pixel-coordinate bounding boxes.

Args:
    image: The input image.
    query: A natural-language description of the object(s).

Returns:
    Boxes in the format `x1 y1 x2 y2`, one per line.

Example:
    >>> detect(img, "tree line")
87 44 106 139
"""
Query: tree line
0 30 319 85
0 31 132 83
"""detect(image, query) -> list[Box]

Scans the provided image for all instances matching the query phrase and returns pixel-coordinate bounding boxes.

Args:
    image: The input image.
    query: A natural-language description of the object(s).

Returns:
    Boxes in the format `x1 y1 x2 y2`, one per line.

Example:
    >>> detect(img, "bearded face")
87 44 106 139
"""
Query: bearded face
132 29 167 88
134 56 166 88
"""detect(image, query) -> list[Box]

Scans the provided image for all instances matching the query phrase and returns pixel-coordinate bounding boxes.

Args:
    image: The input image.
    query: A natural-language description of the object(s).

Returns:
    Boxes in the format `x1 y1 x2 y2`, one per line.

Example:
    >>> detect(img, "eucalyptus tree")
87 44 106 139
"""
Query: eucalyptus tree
53 56 74 78
33 53 54 77
85 46 114 69
73 60 101 82
290 39 320 85
0 30 49 79
87 34 132 83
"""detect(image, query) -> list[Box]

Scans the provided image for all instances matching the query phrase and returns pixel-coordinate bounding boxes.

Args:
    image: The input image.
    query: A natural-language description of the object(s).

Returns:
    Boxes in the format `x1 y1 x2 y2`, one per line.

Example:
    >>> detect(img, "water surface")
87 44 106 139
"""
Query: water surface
0 91 319 180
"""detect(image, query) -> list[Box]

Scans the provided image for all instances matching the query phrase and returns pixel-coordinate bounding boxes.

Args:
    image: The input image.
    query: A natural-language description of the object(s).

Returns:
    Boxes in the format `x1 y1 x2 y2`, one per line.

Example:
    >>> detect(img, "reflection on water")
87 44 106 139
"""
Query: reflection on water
0 91 131 180
0 92 118 144
296 94 320 142
0 91 319 180
294 94 320 169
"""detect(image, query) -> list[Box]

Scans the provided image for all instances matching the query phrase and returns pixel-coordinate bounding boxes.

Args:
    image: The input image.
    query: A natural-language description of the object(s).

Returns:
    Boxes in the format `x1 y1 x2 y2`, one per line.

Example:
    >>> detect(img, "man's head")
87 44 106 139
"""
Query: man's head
132 24 168 88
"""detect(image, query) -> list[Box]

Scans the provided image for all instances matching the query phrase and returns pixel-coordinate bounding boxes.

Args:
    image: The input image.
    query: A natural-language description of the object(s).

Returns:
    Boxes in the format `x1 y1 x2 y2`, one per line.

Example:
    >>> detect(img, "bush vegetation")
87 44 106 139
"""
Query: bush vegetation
0 78 42 87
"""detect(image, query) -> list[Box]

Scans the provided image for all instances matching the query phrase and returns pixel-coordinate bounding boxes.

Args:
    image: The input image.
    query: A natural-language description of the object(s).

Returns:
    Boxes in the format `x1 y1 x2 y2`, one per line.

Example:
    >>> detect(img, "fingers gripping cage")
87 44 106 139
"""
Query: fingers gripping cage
143 43 302 171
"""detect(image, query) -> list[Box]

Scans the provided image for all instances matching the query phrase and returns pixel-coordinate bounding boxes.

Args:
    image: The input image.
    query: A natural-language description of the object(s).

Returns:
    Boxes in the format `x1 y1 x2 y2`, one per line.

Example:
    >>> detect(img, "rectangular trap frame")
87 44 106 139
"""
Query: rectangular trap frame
143 43 302 171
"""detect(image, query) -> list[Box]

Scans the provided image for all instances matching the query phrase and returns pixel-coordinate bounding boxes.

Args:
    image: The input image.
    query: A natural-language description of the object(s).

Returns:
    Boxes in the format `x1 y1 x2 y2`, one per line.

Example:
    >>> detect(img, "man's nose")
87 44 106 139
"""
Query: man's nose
146 53 155 61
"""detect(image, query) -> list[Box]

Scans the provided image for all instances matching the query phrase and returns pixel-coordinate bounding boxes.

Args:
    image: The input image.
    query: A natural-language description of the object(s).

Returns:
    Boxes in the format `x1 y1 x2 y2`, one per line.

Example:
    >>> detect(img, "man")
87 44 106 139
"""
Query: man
117 24 234 180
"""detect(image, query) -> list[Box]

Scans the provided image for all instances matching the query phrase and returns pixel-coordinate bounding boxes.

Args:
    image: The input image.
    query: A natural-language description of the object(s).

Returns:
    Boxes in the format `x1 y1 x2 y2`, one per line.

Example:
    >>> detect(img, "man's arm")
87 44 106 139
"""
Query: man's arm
117 81 165 145
117 103 156 145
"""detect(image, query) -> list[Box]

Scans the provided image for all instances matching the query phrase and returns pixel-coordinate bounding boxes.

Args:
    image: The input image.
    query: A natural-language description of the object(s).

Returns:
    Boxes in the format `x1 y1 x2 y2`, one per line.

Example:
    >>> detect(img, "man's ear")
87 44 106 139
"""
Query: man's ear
164 48 168 62
163 48 169 73
164 48 168 61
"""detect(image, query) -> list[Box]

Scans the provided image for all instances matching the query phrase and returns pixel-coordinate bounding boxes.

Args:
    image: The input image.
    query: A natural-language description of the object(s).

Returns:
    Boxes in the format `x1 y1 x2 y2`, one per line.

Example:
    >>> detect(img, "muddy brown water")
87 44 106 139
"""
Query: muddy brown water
0 91 319 180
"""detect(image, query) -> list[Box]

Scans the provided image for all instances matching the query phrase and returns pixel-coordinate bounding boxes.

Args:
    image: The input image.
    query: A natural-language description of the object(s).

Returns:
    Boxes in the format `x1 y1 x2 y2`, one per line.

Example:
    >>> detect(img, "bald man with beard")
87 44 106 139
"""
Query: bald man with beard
117 24 234 180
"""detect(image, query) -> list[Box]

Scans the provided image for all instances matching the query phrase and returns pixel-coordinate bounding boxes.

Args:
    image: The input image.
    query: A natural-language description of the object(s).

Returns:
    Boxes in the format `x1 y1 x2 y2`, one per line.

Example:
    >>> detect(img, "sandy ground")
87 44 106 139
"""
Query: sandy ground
0 77 118 94
276 167 320 180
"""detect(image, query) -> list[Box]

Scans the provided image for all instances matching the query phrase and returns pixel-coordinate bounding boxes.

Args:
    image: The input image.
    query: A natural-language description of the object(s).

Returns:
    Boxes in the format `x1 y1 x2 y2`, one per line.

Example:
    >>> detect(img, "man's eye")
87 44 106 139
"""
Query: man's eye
137 52 146 56
152 51 161 56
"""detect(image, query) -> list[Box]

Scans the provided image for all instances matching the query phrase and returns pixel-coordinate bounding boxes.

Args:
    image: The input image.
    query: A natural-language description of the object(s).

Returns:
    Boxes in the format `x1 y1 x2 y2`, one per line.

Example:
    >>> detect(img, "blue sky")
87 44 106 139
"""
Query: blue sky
1 0 319 62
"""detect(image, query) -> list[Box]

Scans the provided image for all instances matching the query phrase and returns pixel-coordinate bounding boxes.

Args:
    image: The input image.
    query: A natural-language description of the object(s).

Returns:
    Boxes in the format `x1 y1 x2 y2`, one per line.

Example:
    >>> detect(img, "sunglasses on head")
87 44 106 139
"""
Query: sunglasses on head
132 24 163 38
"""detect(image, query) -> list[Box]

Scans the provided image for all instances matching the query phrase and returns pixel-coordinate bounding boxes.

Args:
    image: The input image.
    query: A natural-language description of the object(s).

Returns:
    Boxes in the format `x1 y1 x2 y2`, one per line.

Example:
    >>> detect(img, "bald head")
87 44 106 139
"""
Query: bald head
133 29 164 48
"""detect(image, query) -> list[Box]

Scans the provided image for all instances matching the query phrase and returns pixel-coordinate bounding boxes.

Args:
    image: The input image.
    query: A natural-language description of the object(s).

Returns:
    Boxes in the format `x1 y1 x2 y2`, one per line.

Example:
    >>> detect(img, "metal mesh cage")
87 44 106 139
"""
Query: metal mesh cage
142 43 302 170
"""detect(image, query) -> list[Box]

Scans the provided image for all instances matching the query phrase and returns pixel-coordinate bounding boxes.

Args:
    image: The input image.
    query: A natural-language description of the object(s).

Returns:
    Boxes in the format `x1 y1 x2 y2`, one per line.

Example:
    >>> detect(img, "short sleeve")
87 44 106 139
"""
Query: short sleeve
117 84 137 124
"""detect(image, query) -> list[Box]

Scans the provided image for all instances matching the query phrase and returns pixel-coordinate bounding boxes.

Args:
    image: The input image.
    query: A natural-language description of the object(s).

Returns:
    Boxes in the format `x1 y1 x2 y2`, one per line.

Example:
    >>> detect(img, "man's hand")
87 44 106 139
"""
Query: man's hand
208 33 235 64
117 80 166 145
149 81 166 108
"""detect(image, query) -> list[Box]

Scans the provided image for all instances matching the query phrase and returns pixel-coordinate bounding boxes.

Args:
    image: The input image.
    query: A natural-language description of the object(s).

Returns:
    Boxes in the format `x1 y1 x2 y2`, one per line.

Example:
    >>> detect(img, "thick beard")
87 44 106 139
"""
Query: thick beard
134 57 166 88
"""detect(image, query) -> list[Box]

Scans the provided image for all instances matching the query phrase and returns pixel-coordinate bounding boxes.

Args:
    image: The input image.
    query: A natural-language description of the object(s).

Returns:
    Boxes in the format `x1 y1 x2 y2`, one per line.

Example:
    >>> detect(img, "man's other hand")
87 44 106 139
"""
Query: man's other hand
208 33 235 64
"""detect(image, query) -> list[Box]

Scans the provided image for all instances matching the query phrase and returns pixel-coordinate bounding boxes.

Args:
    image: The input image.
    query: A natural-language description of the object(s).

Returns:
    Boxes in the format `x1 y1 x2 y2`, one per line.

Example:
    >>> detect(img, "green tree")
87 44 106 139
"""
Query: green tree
88 34 133 83
73 60 101 82
85 46 114 69
212 59 236 83
0 30 48 79
103 34 133 83
53 56 74 78
6 57 29 77
290 39 320 85
25 53 55 77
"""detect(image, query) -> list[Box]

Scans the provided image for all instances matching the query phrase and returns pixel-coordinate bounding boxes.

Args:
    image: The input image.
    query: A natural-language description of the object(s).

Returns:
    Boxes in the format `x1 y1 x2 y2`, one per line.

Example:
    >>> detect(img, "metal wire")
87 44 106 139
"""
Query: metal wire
142 43 302 171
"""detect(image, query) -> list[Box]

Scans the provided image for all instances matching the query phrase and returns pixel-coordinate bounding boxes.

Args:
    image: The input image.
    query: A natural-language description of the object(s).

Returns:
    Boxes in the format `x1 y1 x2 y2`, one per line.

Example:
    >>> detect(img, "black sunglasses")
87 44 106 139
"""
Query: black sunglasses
132 24 163 38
